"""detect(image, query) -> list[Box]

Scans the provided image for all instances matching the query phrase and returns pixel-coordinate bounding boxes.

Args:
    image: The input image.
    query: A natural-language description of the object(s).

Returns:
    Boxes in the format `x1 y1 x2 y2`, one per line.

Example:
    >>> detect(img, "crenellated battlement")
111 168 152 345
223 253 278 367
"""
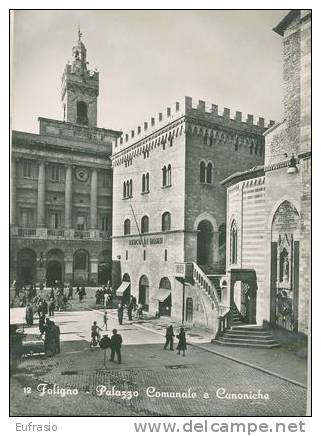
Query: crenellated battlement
112 96 275 155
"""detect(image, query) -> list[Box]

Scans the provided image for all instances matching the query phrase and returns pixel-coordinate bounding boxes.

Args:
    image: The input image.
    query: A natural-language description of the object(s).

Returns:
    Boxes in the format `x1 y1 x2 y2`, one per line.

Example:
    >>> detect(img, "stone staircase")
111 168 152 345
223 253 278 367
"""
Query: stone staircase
212 324 280 349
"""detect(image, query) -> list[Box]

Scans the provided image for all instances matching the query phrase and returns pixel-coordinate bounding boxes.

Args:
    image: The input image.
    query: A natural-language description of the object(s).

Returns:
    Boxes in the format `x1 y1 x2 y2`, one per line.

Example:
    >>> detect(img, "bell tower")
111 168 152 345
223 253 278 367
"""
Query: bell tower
61 29 99 127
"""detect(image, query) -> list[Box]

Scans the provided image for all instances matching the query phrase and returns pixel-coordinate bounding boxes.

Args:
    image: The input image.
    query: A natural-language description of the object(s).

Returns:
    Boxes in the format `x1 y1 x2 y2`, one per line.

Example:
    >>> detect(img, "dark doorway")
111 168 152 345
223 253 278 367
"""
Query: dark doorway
17 249 37 286
158 277 172 317
46 261 62 287
139 275 149 311
197 220 213 265
185 297 193 323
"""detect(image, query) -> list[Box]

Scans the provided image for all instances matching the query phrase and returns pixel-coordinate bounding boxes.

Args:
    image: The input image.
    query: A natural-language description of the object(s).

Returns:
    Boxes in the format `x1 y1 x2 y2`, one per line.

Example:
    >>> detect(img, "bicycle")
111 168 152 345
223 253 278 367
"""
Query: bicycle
59 301 72 311
90 335 101 351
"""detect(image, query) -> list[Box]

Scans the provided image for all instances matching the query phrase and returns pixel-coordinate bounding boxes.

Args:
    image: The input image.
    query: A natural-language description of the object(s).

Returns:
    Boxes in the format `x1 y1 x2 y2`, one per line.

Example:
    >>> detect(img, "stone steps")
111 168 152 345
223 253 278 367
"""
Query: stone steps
213 324 280 349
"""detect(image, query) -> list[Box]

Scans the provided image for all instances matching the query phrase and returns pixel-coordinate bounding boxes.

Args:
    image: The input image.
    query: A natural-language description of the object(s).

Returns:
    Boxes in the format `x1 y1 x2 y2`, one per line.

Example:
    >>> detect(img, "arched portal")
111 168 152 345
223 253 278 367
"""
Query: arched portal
46 249 64 287
17 248 37 286
270 200 300 332
197 220 214 265
98 250 111 285
158 277 172 317
139 275 149 312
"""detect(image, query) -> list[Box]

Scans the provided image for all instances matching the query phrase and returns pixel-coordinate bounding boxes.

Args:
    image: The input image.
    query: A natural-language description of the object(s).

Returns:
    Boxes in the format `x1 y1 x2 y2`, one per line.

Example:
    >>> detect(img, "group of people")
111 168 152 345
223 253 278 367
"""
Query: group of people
117 296 144 325
95 285 113 307
164 325 187 356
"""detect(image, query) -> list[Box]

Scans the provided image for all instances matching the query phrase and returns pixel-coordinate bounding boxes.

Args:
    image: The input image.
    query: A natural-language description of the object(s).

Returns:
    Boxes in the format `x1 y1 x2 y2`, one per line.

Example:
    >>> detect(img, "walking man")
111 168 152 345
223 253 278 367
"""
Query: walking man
176 327 187 357
109 329 123 364
103 311 108 331
164 325 174 350
117 304 124 325
54 323 61 354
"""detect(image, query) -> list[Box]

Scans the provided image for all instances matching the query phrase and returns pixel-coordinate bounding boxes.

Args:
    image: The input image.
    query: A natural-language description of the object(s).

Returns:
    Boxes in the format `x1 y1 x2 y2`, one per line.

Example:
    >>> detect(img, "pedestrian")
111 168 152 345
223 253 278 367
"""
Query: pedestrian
137 304 143 320
127 302 133 321
109 329 123 364
68 285 73 300
42 300 48 316
49 298 55 316
44 318 56 356
38 314 46 335
54 323 61 354
50 288 55 300
25 303 34 326
164 325 174 350
117 304 124 325
104 292 109 308
103 311 108 331
176 327 187 357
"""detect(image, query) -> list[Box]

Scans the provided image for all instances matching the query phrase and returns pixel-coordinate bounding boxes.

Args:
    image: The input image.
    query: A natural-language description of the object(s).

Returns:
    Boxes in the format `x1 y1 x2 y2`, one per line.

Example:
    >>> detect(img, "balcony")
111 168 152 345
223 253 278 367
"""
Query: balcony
11 226 111 241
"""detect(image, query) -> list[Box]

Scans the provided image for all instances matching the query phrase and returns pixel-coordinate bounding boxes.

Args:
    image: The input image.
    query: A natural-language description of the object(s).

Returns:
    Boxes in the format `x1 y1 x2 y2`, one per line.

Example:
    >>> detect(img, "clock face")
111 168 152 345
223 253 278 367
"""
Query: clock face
75 167 89 182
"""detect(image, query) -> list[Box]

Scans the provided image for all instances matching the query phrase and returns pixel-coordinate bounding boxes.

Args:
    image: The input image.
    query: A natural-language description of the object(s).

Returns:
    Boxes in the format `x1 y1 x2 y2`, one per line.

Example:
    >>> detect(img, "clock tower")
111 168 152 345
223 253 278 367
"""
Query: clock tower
61 29 99 127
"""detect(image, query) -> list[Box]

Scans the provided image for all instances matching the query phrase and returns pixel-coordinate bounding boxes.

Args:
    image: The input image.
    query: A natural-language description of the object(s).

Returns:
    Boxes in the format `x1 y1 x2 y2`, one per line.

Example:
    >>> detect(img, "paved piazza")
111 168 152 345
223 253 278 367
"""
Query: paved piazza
10 307 307 417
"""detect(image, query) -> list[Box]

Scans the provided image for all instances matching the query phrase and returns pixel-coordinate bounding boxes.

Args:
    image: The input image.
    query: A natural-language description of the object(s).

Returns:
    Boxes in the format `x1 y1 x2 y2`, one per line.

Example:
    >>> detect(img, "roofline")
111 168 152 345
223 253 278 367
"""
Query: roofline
220 165 265 187
273 10 300 36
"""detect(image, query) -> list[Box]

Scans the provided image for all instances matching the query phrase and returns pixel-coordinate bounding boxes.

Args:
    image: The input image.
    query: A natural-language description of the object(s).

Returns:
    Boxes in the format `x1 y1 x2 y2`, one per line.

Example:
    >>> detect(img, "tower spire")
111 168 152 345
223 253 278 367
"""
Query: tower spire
78 26 83 43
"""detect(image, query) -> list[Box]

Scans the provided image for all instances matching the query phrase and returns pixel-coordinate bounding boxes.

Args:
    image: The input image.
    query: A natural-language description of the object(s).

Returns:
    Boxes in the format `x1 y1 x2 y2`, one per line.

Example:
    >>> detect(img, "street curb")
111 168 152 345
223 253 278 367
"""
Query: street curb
90 307 307 390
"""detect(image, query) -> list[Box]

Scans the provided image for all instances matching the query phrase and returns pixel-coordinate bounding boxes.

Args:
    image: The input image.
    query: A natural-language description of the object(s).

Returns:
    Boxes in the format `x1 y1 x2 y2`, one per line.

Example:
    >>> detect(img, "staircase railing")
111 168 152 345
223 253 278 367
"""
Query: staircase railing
216 306 232 338
192 262 221 310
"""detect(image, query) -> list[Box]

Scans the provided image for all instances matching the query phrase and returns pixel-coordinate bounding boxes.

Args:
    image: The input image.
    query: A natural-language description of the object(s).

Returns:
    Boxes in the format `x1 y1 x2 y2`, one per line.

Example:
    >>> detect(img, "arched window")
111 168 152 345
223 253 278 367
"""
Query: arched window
162 166 167 187
162 212 171 231
77 101 88 125
142 174 146 193
129 179 133 196
230 221 238 264
141 215 149 234
124 219 131 235
200 161 206 183
126 180 129 198
206 162 213 184
167 164 171 185
123 181 126 198
146 173 149 191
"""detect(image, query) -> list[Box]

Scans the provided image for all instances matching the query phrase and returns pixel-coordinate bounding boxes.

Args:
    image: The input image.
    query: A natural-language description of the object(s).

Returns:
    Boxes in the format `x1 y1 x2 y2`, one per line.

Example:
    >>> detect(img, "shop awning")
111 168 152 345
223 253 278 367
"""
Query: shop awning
153 288 171 302
115 281 130 297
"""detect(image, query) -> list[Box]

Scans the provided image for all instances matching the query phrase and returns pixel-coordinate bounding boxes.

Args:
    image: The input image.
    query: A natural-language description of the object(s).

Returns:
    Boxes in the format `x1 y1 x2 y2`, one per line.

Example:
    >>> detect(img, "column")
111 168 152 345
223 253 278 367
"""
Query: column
37 161 46 227
90 168 98 229
65 165 73 228
11 157 17 225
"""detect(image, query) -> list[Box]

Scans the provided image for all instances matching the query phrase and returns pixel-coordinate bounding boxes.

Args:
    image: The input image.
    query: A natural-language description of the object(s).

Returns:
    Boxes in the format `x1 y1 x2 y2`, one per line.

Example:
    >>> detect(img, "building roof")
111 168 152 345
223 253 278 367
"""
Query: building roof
220 165 265 187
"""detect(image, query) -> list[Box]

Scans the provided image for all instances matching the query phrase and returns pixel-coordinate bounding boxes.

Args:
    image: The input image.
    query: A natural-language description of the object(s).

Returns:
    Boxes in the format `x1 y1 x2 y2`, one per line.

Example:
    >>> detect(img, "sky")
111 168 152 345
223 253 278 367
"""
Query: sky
11 9 288 134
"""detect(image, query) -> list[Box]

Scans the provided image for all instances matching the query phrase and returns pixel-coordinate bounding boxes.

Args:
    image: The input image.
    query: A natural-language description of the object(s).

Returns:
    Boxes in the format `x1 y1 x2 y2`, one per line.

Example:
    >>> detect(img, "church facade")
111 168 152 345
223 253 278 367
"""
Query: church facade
10 32 121 287
222 10 311 336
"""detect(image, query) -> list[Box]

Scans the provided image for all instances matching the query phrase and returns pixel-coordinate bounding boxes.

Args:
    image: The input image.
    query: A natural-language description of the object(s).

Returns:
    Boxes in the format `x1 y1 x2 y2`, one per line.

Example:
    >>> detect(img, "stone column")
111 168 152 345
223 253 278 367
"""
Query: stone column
90 168 98 229
11 157 17 225
65 165 73 228
37 161 46 227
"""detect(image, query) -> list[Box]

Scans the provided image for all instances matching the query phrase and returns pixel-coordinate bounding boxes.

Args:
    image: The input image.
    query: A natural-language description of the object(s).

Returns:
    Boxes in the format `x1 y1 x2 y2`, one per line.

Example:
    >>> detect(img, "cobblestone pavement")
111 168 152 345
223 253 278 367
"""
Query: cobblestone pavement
10 307 307 417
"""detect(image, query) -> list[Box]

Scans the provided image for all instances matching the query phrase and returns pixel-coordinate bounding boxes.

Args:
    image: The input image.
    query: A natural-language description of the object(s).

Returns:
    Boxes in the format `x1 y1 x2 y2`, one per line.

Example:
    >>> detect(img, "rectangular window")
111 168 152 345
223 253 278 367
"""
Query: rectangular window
50 212 61 229
77 215 86 230
50 165 60 182
22 161 32 178
101 215 108 232
20 208 34 227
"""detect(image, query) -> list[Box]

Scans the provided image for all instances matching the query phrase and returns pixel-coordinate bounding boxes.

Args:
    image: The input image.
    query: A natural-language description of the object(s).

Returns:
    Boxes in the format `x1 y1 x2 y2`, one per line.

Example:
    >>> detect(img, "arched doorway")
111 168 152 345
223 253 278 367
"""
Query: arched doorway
139 275 149 311
271 200 300 332
122 273 131 305
233 280 257 324
73 249 89 285
46 249 64 287
197 220 213 265
158 277 172 317
98 250 112 285
185 297 193 323
46 261 62 287
17 248 37 286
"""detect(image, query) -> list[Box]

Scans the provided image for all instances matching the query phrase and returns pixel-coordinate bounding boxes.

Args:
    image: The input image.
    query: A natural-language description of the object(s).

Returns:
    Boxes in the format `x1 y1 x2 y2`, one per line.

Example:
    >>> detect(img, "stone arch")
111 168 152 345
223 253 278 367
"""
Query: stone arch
139 275 149 311
193 212 218 232
98 249 112 285
73 249 90 285
46 248 64 287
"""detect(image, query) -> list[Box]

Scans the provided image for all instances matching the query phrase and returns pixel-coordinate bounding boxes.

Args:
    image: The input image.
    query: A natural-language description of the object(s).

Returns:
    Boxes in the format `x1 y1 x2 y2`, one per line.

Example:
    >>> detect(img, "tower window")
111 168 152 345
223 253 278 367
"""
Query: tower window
206 162 213 184
200 161 206 183
124 219 131 235
162 212 171 231
230 220 238 265
77 101 88 125
164 249 168 261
